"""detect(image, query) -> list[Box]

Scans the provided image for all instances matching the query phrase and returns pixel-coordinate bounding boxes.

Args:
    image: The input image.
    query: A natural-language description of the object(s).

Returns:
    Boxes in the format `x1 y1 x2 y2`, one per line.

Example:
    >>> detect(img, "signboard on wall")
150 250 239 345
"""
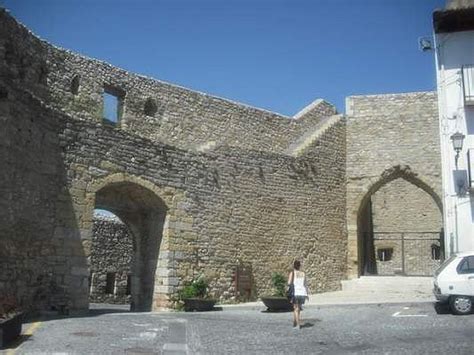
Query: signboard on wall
235 264 253 301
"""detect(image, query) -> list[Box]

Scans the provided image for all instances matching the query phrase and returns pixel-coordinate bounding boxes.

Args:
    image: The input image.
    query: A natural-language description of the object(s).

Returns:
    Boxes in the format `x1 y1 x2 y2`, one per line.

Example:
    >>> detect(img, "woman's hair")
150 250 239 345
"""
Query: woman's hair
293 260 301 270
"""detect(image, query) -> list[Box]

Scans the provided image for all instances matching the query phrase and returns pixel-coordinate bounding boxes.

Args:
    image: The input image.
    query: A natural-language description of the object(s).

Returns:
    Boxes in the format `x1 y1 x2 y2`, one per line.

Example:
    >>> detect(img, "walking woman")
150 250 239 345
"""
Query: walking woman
288 260 309 329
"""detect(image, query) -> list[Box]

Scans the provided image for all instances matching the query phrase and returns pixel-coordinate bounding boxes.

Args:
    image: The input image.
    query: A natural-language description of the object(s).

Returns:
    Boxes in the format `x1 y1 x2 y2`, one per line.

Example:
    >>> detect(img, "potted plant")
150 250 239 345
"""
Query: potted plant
260 272 292 311
0 294 23 348
179 276 216 312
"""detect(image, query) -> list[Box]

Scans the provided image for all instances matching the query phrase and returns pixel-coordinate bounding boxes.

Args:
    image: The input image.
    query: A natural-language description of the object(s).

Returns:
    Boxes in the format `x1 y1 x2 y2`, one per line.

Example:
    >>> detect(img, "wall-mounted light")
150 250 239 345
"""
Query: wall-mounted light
451 131 465 168
418 37 433 52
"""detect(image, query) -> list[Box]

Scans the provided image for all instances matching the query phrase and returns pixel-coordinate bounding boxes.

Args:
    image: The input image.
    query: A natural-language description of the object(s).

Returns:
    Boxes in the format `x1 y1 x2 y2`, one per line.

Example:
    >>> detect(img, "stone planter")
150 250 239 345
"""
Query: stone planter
0 312 23 349
183 298 216 312
261 297 292 312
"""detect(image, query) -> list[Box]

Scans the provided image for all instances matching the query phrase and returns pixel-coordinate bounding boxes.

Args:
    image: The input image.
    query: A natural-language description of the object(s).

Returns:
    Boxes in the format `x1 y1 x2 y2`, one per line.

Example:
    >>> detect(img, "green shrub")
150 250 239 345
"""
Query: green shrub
271 272 286 297
178 276 209 300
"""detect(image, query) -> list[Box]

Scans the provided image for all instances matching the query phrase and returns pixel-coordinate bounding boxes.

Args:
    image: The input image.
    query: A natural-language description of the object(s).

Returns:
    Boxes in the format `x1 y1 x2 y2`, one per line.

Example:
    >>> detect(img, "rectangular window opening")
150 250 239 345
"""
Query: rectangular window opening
105 272 116 294
103 85 125 124
431 245 441 261
377 248 393 262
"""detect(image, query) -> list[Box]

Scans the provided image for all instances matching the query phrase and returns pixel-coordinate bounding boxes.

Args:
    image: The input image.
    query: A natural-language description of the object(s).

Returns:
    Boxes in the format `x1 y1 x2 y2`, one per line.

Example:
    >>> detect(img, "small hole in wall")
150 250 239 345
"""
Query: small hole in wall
0 87 8 100
144 97 157 116
105 272 116 294
38 65 48 85
4 42 15 65
126 274 132 295
71 74 80 95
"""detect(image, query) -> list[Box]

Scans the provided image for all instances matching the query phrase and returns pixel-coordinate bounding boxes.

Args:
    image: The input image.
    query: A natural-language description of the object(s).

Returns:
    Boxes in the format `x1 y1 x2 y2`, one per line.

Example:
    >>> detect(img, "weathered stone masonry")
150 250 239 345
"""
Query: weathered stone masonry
345 92 442 278
90 216 133 304
0 9 346 312
0 8 444 312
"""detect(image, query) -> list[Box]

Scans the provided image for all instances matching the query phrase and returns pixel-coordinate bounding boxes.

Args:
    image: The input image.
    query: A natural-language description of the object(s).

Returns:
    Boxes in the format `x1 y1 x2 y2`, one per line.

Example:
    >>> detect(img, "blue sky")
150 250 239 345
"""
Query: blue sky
2 0 445 115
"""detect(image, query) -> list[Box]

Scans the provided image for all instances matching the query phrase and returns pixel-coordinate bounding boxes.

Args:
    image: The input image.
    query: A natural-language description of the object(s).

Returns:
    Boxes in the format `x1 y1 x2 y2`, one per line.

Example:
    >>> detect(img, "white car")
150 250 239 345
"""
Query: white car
433 251 474 315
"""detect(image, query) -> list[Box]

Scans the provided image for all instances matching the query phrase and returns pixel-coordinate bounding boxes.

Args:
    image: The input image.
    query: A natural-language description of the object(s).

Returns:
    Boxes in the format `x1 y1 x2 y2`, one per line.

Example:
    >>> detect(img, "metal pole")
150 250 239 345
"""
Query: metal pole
401 233 405 275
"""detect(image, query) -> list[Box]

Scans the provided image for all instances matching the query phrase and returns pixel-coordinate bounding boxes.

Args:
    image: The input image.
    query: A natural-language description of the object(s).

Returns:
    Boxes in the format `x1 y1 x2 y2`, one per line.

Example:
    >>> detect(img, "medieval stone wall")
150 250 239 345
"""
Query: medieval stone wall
371 179 443 232
346 92 443 278
371 179 443 275
0 7 445 314
0 9 347 312
46 47 337 153
89 217 132 304
59 108 346 308
0 87 82 312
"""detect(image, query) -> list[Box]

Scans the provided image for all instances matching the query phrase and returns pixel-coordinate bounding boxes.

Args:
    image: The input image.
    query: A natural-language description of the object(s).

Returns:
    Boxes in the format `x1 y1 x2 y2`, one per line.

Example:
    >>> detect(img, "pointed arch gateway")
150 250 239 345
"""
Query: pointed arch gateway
349 165 443 277
88 174 169 311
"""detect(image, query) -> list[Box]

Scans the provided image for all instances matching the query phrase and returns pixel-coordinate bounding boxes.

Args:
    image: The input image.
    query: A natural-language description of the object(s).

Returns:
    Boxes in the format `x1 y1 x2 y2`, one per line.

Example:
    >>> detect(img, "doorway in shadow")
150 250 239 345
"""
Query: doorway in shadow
357 172 443 277
89 209 133 310
93 181 167 311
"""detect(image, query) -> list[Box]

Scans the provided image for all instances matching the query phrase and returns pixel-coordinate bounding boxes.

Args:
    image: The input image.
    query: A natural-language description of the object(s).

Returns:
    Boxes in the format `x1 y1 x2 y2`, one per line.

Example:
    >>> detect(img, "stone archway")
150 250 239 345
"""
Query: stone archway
87 175 169 311
347 165 443 278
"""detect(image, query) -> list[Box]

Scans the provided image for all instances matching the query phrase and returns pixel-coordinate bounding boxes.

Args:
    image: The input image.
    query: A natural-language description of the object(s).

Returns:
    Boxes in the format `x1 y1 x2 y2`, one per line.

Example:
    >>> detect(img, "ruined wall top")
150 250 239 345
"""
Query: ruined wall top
446 0 474 10
0 8 337 155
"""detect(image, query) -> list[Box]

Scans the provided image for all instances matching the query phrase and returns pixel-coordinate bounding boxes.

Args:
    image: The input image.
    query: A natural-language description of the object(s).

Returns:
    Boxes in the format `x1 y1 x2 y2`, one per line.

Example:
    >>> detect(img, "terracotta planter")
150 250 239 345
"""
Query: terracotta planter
183 298 216 312
261 297 292 311
0 312 23 349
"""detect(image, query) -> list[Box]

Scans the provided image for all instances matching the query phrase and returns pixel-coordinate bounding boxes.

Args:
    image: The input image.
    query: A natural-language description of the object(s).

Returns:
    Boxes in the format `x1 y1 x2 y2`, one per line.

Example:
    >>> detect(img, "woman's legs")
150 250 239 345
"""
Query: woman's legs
298 305 302 326
292 304 298 327
295 305 301 327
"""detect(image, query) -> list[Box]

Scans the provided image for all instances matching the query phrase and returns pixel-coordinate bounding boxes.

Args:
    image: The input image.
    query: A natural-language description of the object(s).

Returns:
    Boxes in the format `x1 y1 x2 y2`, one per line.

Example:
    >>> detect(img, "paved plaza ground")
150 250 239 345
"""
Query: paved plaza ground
3 301 474 355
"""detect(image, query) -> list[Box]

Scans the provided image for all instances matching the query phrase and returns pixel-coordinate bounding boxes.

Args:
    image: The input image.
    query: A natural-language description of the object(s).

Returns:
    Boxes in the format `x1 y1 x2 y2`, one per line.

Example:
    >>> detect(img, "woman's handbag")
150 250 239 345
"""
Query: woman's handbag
286 271 294 301
286 284 294 301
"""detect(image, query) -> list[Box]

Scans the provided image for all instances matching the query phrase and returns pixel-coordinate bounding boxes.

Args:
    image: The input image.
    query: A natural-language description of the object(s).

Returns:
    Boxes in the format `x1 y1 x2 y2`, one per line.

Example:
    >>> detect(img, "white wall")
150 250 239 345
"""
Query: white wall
435 30 474 255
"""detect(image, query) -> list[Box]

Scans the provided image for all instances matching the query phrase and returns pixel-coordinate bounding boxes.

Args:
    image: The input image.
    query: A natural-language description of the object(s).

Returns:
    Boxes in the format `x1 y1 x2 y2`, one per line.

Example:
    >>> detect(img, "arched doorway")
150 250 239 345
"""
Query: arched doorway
356 166 443 277
93 181 167 311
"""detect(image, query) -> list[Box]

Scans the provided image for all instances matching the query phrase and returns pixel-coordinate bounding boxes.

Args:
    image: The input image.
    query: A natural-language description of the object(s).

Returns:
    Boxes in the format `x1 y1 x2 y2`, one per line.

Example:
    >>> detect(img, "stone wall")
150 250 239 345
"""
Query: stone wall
0 8 445 313
371 179 443 275
45 48 337 154
0 9 347 312
89 216 132 304
346 92 443 278
371 179 443 232
0 87 80 313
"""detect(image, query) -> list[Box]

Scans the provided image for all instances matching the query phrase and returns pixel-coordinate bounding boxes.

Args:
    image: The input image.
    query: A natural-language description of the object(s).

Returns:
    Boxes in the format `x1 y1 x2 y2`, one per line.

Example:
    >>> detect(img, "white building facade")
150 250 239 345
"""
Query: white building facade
433 0 474 256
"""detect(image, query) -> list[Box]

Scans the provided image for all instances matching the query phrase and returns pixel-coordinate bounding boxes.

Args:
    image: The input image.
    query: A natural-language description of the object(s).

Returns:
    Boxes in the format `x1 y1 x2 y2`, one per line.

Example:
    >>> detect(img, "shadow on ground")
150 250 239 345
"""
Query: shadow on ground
2 334 33 350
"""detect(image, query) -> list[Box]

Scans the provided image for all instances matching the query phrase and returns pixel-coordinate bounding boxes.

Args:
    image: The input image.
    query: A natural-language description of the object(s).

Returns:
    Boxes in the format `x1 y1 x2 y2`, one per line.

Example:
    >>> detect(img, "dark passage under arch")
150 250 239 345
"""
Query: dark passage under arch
94 181 167 311
357 168 443 276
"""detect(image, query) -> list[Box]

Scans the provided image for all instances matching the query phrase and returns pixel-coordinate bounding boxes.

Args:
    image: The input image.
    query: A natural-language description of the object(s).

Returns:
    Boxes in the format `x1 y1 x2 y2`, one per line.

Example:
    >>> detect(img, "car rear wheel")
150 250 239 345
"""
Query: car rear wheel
449 295 473 315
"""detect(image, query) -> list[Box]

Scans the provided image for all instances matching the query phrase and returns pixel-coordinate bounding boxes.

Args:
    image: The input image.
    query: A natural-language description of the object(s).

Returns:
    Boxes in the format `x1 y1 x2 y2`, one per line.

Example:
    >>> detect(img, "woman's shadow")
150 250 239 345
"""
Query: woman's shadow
300 318 321 328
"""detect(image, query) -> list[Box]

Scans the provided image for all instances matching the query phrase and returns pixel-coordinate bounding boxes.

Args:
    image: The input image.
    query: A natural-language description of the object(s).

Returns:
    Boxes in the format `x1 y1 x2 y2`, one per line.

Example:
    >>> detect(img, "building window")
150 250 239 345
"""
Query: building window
105 272 116 294
462 65 474 106
103 85 125 124
377 248 393 262
431 244 441 260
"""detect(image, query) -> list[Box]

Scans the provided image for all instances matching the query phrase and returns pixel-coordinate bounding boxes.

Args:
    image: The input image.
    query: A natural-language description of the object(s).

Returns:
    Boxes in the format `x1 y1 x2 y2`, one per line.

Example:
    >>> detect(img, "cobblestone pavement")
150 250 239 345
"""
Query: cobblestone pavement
3 302 474 354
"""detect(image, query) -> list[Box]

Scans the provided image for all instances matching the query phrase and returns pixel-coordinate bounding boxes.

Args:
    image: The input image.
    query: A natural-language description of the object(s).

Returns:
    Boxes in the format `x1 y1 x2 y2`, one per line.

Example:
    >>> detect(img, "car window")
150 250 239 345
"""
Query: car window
457 256 474 274
435 255 457 276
